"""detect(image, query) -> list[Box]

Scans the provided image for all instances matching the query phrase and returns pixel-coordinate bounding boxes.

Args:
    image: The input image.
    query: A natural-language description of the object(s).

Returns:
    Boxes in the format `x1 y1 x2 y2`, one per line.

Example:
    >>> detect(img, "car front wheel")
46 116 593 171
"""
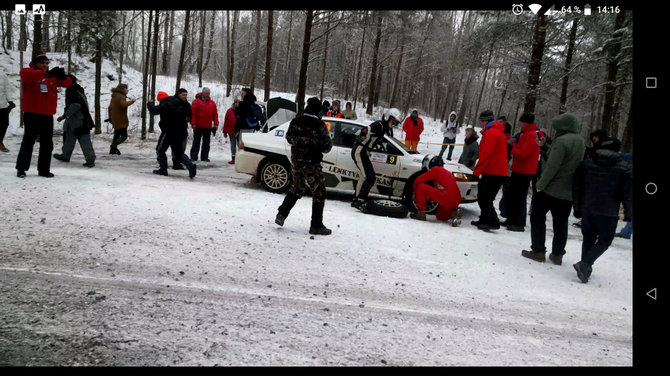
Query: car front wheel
259 159 291 193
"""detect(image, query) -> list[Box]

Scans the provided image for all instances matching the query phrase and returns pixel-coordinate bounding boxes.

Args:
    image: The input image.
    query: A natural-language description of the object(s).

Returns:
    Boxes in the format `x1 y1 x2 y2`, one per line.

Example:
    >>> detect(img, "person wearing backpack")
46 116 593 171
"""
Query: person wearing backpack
233 87 264 138
53 75 96 167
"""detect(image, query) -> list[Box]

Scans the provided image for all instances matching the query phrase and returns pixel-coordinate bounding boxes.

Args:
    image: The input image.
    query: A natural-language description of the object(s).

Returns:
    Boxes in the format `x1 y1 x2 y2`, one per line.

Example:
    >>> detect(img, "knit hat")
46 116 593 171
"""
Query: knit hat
479 110 495 122
519 113 535 124
32 51 49 64
156 91 169 101
305 97 322 116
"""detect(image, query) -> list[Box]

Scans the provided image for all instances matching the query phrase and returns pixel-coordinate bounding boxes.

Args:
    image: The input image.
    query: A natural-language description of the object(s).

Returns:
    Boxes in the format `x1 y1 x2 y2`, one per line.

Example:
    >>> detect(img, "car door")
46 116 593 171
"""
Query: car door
366 135 403 196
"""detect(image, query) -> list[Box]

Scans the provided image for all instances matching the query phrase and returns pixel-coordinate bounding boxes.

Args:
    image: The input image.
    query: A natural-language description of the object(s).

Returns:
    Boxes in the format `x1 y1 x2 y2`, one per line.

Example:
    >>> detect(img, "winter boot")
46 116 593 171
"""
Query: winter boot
410 211 426 221
228 156 235 164
309 201 332 235
53 153 70 162
83 161 95 168
153 169 168 176
549 253 563 266
172 164 185 170
451 207 464 220
506 225 524 232
38 172 55 178
573 261 590 283
470 219 481 226
449 218 462 227
17 170 26 178
276 192 300 226
477 222 500 231
0 143 8 152
188 164 197 179
351 198 369 214
110 145 120 155
521 250 546 263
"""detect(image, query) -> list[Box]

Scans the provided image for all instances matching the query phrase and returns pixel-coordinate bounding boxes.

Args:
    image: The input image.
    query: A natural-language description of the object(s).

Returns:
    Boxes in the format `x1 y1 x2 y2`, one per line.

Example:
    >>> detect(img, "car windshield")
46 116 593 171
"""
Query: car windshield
388 136 419 154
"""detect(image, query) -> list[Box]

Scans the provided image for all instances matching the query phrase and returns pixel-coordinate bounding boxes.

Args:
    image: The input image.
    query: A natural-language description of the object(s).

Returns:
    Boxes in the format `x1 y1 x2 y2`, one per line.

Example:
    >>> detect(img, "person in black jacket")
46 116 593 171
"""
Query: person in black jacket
350 108 402 213
147 88 196 178
572 138 632 283
275 97 333 235
233 87 259 135
53 75 96 167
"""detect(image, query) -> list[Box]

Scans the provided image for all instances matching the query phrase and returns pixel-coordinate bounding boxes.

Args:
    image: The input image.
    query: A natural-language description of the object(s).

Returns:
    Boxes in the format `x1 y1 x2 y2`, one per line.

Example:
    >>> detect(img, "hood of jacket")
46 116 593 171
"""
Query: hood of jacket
552 113 579 137
521 122 538 134
592 149 623 166
447 111 457 128
464 132 478 144
243 92 258 103
111 87 127 95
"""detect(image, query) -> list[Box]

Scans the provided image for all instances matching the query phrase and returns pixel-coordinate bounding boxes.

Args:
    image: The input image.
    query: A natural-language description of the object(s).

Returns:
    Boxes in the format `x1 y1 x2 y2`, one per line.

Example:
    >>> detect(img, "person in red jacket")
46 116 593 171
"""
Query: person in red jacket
189 87 219 162
402 110 424 151
505 113 544 232
410 156 463 226
16 52 72 178
326 100 344 118
471 110 508 231
223 99 239 164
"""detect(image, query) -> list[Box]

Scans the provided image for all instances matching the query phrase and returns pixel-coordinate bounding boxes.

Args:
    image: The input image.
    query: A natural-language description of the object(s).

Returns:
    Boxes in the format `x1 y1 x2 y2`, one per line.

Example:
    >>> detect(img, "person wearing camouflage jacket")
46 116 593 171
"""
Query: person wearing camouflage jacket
275 97 333 235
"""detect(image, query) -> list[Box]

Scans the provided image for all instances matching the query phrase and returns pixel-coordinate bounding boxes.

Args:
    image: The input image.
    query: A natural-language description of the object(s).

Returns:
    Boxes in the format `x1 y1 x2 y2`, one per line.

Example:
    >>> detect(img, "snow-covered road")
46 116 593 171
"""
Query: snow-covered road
0 132 632 366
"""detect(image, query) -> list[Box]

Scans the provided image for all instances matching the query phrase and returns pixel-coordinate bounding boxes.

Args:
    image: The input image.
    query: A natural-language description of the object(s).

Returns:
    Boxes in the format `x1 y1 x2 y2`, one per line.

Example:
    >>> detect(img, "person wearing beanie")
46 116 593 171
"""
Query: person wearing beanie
0 69 16 153
326 100 344 118
108 84 137 155
15 52 72 178
147 88 196 179
189 87 219 162
320 100 331 117
504 113 542 232
53 75 96 167
438 111 459 160
522 113 585 265
471 110 508 231
402 110 424 152
572 138 631 283
275 97 333 235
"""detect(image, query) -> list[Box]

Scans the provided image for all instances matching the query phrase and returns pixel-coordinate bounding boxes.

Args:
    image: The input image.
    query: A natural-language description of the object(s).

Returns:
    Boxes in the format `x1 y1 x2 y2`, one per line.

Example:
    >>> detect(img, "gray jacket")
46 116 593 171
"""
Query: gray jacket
458 134 479 170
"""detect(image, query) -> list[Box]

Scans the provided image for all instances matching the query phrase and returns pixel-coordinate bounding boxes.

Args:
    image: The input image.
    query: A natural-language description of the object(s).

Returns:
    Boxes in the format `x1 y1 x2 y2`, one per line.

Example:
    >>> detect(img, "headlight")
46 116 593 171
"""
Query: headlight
453 172 471 182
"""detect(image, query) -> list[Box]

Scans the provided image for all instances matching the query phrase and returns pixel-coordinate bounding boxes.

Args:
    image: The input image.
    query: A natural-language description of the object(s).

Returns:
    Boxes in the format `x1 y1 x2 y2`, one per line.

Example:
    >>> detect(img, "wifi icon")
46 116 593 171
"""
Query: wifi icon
529 4 543 14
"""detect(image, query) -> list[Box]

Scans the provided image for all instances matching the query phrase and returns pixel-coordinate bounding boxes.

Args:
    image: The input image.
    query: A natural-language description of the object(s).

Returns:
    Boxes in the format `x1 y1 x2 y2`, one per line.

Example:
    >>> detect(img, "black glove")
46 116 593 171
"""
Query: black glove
211 128 217 135
46 67 66 80
7 101 15 110
104 118 111 123
573 211 582 219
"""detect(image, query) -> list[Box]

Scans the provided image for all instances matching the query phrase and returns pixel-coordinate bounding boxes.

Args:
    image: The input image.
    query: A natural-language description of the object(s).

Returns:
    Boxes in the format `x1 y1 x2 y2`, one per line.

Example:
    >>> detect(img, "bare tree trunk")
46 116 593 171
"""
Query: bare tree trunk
353 11 368 110
389 33 404 108
601 10 626 134
523 14 547 114
319 12 332 101
175 10 190 93
202 11 216 76
149 10 159 133
251 11 262 91
5 11 12 50
295 10 314 115
118 12 126 84
41 13 50 52
196 10 206 88
283 12 293 92
65 12 71 73
366 12 383 115
559 18 579 114
142 10 153 140
32 14 42 53
94 38 102 134
226 10 239 97
473 48 493 120
161 10 173 75
621 93 632 152
264 10 274 102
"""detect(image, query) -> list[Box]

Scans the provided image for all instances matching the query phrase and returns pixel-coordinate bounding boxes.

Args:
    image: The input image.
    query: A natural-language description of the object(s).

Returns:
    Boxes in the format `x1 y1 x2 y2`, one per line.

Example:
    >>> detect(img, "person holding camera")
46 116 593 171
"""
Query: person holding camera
108 83 136 155
0 69 16 153
53 75 96 167
15 52 72 178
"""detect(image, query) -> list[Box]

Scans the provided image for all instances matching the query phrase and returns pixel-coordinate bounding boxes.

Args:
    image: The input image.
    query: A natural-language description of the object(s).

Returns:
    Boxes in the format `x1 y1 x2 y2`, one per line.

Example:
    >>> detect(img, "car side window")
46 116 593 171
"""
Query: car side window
371 138 401 155
337 122 362 149
323 121 336 141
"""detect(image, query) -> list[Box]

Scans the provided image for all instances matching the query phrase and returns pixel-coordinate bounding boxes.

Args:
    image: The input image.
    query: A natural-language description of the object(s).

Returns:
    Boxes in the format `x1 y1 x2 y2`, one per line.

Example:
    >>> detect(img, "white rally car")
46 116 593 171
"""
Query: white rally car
235 117 478 213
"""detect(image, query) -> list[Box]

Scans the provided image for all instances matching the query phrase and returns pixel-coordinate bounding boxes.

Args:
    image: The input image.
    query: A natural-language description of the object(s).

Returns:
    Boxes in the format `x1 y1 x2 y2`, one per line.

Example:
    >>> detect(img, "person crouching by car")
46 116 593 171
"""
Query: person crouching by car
274 97 333 235
53 75 96 167
410 156 463 226
147 88 196 179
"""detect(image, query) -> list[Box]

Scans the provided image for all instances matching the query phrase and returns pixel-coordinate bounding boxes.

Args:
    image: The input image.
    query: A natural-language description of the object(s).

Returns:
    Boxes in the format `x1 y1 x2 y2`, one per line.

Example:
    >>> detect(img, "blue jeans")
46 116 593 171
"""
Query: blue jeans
619 220 632 239
438 137 455 159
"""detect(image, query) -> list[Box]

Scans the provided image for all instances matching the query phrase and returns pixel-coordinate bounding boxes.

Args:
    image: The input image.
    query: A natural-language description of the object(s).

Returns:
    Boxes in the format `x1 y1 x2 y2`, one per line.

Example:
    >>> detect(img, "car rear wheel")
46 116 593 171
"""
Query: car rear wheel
259 159 291 193
403 177 440 215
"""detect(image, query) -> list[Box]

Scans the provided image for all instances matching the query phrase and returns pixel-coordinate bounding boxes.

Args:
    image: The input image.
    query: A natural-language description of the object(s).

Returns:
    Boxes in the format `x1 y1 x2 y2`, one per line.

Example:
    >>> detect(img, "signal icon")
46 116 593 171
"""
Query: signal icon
529 4 543 14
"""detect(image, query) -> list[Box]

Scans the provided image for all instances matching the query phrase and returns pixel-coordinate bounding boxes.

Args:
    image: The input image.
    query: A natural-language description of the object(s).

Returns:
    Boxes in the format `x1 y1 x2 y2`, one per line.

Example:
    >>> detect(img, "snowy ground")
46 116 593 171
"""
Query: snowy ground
0 51 632 366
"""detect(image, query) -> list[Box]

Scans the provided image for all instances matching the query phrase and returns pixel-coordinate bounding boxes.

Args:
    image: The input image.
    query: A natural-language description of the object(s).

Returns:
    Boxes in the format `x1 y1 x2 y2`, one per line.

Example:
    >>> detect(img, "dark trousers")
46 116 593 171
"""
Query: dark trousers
111 128 128 147
506 172 533 227
0 107 9 143
16 113 54 173
532 160 542 194
499 175 510 217
156 132 193 171
477 175 506 226
581 215 618 266
173 137 187 167
352 144 376 200
438 137 456 160
530 191 573 255
190 128 211 160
